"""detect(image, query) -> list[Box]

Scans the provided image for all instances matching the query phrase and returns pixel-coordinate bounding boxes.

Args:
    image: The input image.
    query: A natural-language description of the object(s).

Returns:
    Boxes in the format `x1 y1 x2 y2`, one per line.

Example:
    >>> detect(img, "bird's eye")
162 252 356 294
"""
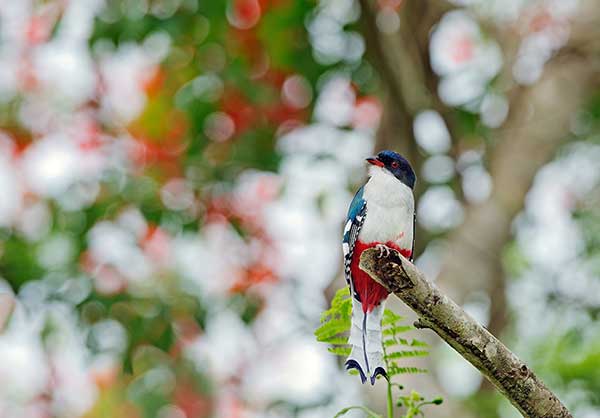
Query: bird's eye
391 161 399 169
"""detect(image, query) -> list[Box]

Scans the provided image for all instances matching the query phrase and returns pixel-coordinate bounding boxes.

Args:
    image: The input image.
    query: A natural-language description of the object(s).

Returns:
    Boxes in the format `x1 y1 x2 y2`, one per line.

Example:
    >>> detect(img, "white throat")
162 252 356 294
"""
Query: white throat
363 166 413 208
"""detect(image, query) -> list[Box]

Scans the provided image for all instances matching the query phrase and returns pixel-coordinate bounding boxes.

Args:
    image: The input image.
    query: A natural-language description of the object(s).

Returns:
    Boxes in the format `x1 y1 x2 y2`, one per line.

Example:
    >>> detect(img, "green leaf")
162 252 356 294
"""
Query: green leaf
383 325 414 335
387 365 428 376
382 309 405 325
319 288 351 323
327 346 351 356
315 322 350 342
410 339 429 347
383 339 398 347
385 336 410 345
315 287 352 345
386 350 429 359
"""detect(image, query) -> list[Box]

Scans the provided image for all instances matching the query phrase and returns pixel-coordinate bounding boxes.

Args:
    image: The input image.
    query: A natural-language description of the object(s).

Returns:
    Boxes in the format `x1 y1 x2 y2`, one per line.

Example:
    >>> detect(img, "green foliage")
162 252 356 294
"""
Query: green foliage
315 288 442 417
381 310 428 379
315 287 352 356
396 390 443 418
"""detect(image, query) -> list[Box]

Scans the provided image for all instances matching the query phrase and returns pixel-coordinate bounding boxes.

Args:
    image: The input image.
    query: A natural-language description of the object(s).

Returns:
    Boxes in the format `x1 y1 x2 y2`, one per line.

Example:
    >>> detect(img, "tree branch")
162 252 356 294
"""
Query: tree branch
359 247 573 418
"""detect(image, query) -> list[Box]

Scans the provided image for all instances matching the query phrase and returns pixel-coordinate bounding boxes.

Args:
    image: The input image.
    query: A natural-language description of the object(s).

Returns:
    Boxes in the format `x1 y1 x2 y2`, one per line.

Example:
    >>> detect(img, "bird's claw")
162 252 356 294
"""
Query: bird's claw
375 244 390 258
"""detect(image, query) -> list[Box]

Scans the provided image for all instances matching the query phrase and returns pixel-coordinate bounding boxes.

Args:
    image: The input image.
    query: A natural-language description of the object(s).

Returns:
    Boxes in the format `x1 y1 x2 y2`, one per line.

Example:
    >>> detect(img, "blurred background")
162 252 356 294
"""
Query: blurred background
0 0 599 417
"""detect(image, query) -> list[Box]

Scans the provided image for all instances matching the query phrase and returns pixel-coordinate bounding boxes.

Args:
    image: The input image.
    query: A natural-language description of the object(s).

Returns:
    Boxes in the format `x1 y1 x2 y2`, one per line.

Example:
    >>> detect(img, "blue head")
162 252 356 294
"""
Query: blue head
366 150 416 189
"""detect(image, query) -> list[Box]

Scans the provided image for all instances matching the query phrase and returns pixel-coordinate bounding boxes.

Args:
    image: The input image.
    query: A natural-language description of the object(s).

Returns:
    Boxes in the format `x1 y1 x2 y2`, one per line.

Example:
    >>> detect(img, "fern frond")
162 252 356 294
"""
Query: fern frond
384 336 409 345
328 346 352 356
385 350 429 359
382 325 413 335
315 287 352 357
319 287 352 322
315 322 351 342
388 365 428 376
382 309 404 325
410 339 428 347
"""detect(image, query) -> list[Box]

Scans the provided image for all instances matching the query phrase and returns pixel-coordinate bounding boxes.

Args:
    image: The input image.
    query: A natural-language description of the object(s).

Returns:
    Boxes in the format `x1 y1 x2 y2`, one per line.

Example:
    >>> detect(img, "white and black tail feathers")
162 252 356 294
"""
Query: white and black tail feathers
345 298 387 385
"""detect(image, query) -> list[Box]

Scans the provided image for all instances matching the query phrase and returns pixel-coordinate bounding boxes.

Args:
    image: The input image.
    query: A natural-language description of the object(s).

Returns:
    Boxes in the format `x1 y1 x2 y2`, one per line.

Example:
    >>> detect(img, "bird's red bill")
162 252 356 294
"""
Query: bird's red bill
366 157 384 167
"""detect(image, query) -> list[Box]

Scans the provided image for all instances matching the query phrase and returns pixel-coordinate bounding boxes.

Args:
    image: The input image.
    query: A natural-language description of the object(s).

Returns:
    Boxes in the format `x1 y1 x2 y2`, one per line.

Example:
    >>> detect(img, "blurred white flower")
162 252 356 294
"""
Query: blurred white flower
282 74 313 109
232 170 281 224
308 0 361 65
431 11 502 77
187 310 257 380
418 186 464 231
99 42 165 124
430 10 502 106
0 311 49 405
21 134 105 208
308 16 346 65
161 178 196 211
422 155 455 184
278 123 339 156
173 222 247 299
242 337 335 405
480 92 509 128
314 77 356 126
320 0 360 24
518 143 600 271
413 110 452 154
513 2 576 85
461 164 493 203
0 301 99 418
37 233 76 270
17 201 52 241
89 319 128 355
21 134 82 197
87 220 155 288
32 42 96 107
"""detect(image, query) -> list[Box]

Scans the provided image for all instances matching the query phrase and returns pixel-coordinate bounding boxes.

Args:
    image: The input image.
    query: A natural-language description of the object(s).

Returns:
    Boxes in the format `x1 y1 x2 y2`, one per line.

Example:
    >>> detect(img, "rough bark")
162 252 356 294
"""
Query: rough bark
359 247 572 418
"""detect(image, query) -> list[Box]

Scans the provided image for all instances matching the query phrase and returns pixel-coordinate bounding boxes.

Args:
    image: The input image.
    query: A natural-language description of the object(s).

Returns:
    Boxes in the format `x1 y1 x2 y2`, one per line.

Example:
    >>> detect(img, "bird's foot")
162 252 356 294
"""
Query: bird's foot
375 244 390 258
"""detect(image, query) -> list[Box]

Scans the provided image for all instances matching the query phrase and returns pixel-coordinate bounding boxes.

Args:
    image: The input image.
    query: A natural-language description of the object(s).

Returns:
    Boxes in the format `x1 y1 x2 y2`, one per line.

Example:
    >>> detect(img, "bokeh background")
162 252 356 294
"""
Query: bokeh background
0 0 599 417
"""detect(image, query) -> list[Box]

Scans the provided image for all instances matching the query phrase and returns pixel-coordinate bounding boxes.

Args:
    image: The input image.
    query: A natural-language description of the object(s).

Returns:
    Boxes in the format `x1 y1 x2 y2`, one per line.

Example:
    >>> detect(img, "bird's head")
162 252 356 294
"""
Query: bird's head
366 150 416 189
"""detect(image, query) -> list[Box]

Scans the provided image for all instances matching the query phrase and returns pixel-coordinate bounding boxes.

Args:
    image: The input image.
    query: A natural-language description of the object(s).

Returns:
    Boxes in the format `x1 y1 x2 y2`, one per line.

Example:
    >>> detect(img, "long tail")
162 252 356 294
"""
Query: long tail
345 298 387 385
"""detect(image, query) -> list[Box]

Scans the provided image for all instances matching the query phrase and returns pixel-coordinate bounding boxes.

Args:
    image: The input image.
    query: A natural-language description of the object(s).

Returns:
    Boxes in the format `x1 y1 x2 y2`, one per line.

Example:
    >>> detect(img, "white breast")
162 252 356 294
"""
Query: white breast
359 166 414 249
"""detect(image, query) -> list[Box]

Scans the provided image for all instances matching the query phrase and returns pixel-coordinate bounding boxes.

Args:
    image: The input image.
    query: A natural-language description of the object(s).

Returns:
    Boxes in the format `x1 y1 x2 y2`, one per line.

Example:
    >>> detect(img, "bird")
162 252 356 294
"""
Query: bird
342 150 416 385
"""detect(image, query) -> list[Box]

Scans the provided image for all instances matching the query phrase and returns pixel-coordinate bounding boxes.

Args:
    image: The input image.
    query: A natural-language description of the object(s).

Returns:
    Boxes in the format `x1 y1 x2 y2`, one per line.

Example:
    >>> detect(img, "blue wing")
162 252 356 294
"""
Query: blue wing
343 186 366 301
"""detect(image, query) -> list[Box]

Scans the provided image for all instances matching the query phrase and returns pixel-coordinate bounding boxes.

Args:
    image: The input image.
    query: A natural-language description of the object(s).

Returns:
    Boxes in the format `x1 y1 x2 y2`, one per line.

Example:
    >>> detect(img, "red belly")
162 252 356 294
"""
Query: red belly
350 241 412 313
